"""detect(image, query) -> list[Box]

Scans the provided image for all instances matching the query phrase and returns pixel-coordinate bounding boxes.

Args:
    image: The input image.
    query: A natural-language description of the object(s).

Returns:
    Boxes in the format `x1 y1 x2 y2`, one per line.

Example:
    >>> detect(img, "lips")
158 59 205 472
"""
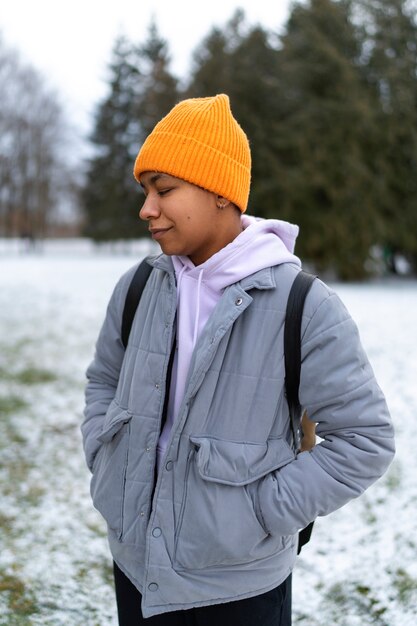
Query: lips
149 227 173 240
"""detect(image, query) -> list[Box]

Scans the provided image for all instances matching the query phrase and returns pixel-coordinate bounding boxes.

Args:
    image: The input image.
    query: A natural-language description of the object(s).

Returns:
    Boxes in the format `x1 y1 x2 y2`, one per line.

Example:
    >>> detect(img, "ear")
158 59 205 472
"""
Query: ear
216 195 231 209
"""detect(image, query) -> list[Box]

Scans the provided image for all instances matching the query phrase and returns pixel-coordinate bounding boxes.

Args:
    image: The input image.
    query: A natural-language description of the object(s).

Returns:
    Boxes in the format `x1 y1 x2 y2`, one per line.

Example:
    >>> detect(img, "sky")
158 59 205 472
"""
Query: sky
1 0 292 139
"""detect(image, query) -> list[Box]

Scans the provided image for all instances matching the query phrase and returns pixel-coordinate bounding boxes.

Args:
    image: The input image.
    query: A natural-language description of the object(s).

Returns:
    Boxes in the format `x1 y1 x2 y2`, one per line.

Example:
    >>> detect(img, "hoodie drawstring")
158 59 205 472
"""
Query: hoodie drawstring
176 266 187 302
192 269 204 348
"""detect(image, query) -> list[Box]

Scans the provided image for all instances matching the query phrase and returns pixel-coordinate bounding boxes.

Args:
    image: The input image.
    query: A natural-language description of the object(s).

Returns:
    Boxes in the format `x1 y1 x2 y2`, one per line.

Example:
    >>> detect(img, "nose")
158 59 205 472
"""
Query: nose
139 192 160 221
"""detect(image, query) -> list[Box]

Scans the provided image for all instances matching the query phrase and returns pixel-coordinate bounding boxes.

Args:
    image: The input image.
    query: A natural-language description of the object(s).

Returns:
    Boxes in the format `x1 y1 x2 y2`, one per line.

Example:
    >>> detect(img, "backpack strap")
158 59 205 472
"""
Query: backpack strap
121 258 153 349
121 258 175 438
284 270 316 449
284 270 316 554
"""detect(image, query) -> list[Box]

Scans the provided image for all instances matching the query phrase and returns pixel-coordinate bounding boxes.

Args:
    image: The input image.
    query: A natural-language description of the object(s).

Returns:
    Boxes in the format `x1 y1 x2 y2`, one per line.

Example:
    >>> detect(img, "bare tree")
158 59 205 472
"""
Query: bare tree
0 35 79 240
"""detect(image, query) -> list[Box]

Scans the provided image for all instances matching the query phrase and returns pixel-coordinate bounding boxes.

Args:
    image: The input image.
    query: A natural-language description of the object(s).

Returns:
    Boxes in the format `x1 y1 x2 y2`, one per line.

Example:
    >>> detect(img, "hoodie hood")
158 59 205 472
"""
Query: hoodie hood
172 214 300 295
156 216 301 469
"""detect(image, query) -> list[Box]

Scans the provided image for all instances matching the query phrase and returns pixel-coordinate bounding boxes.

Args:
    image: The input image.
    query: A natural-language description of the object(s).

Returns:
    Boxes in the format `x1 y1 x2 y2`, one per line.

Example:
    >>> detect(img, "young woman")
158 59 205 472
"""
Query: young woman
82 94 395 625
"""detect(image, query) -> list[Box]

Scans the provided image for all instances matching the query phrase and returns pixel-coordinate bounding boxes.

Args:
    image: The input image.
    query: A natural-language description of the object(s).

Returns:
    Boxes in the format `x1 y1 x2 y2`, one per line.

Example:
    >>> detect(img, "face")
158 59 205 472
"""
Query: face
139 172 240 265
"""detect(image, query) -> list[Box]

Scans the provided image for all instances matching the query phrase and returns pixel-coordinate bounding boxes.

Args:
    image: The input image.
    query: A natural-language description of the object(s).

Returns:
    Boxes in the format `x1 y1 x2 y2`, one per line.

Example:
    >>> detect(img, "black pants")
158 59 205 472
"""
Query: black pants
113 561 292 625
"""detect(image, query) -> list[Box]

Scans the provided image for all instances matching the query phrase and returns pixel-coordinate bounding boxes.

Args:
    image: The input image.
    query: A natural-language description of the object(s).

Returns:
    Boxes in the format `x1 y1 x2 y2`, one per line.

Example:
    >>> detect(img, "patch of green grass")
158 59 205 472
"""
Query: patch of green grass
0 366 57 385
0 455 34 496
294 613 320 624
384 461 402 492
0 512 16 528
15 367 57 385
355 583 388 621
0 395 28 415
4 429 27 446
76 565 89 582
0 395 35 447
325 581 389 625
22 484 46 507
101 560 115 587
0 514 21 544
392 567 417 604
86 520 107 537
326 581 347 607
0 512 18 546
361 498 378 525
0 571 39 619
76 557 114 588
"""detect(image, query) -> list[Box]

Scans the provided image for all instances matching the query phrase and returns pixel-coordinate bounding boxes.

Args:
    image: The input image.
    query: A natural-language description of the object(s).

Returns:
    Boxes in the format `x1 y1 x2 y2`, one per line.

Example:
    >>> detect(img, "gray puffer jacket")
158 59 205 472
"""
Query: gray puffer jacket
82 255 395 618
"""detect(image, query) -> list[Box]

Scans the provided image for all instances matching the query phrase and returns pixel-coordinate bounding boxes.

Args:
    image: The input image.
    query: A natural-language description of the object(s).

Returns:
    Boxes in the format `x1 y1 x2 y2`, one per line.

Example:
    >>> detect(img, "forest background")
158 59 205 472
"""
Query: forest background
1 0 417 280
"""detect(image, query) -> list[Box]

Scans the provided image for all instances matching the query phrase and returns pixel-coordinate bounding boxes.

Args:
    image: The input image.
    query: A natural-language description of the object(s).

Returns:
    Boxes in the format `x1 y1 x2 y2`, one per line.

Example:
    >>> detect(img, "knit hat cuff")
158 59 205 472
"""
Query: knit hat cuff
134 131 250 211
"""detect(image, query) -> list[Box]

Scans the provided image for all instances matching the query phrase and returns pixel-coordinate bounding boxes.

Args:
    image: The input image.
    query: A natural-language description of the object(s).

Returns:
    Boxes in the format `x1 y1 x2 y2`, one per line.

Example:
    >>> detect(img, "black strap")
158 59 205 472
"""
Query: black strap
121 259 153 349
284 270 316 447
121 257 175 438
298 521 314 553
284 270 316 554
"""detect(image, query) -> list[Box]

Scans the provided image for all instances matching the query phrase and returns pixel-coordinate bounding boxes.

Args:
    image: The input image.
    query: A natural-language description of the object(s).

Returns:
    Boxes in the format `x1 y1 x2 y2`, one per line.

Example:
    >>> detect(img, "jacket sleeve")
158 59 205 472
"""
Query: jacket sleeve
81 264 138 471
258 281 395 536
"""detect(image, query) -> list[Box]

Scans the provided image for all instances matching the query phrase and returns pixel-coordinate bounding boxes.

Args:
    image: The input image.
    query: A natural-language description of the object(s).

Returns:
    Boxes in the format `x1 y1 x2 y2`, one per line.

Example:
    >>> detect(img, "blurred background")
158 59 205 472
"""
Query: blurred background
1 1 417 624
1 0 416 279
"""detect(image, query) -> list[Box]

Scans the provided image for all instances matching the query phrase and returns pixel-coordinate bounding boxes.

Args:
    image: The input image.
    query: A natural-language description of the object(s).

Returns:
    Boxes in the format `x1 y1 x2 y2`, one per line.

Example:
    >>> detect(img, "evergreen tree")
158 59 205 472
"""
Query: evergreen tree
359 0 417 272
83 24 178 241
82 3 417 276
186 10 244 97
221 25 284 217
186 4 386 279
272 0 381 279
83 35 144 240
133 20 179 139
186 11 283 214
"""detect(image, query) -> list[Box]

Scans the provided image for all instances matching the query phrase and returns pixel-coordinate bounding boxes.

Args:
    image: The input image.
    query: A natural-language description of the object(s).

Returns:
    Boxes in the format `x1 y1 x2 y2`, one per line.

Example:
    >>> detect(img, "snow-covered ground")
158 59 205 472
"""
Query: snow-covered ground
0 249 415 625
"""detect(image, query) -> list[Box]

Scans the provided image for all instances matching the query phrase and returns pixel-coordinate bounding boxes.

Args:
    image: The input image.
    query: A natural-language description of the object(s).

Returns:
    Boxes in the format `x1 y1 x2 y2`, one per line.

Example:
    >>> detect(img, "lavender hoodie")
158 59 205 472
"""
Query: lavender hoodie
156 215 301 468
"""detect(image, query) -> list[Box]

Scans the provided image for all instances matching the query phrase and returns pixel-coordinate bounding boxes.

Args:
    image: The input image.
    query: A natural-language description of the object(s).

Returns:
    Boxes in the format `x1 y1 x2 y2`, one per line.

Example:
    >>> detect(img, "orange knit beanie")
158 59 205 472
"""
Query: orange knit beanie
133 94 251 212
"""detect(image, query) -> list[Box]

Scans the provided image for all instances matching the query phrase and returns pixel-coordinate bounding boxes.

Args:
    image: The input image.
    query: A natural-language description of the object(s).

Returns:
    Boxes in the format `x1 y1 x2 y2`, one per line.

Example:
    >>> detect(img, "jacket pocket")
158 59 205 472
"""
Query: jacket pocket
173 436 295 570
90 403 132 539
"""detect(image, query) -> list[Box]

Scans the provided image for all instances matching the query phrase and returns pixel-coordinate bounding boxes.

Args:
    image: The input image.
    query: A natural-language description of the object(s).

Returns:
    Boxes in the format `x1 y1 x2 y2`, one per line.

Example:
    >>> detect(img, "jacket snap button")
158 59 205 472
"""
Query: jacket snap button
235 297 243 306
148 582 159 592
165 460 173 471
155 383 160 389
152 527 162 538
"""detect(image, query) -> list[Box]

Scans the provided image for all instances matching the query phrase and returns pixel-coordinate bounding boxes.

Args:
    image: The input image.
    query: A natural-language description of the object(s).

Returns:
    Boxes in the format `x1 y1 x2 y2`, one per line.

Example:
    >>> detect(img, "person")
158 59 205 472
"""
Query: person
81 94 395 625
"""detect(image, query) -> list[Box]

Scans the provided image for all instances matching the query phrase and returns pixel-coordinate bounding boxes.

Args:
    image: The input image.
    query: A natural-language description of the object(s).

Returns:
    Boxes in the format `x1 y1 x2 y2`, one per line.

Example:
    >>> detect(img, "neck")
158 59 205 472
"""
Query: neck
190 213 243 266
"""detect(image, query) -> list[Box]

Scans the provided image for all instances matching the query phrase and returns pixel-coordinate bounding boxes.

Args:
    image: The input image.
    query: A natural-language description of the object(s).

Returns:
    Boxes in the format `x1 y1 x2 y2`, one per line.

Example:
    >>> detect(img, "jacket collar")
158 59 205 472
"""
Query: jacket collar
147 253 174 274
239 267 276 291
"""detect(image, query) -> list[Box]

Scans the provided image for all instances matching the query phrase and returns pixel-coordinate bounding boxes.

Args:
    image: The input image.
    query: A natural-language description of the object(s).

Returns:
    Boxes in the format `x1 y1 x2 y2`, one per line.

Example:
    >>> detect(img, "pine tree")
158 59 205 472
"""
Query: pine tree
185 4 388 279
271 0 382 279
133 20 179 139
83 35 144 240
185 10 242 97
83 24 178 241
186 11 283 213
359 0 417 272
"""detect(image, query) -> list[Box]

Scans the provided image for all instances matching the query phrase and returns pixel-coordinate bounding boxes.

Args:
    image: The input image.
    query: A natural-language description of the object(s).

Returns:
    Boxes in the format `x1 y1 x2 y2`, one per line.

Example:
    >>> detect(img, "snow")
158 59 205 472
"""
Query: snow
0 247 415 624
